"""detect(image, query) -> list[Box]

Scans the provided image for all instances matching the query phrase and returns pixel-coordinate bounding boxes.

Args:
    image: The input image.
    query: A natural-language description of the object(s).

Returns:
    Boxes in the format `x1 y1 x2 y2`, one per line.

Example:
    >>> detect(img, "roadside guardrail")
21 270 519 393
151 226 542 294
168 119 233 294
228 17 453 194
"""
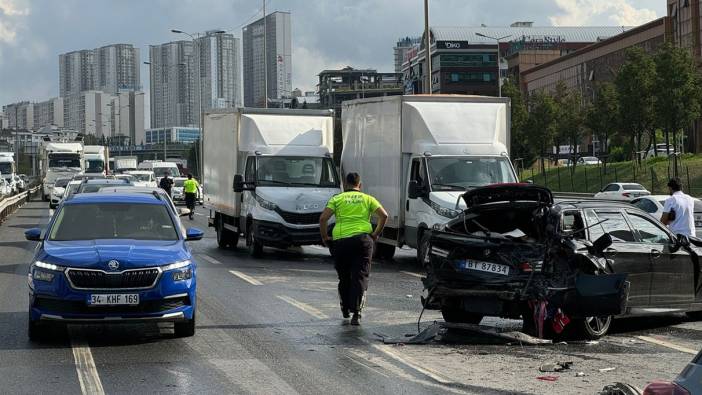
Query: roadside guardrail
0 185 40 225
552 192 597 200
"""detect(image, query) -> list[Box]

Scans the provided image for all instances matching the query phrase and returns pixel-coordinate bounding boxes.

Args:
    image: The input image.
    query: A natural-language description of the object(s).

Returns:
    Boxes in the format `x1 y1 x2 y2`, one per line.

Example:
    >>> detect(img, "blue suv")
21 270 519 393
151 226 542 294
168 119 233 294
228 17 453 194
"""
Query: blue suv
25 192 203 340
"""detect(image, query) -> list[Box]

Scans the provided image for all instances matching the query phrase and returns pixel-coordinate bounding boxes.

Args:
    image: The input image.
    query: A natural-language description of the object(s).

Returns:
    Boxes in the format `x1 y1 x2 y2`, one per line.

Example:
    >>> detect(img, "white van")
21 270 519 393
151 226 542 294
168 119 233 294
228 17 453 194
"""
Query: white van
138 160 181 178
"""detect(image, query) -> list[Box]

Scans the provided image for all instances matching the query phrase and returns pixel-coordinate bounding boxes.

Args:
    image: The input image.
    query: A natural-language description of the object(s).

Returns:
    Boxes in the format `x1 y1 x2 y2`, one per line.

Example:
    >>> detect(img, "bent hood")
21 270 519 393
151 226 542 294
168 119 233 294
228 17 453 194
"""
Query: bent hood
255 186 340 213
39 239 189 270
429 191 467 210
462 184 553 209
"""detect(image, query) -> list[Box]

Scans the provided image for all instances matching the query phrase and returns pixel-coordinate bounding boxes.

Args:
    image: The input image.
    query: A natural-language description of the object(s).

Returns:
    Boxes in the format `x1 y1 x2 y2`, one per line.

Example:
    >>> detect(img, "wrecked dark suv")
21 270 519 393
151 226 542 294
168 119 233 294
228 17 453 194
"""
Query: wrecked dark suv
423 184 702 339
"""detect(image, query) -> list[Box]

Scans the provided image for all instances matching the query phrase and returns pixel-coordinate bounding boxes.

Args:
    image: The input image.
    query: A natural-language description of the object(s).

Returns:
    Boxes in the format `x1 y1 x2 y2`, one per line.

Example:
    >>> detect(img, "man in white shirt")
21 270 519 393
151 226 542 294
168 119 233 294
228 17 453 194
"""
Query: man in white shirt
661 178 695 237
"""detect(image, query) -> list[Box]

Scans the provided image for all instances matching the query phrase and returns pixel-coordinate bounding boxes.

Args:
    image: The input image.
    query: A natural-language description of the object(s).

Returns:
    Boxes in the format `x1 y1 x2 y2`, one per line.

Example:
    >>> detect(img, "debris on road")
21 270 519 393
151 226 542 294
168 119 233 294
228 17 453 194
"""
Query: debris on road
576 372 586 377
599 382 642 395
375 321 552 345
536 375 559 382
599 367 617 373
539 361 573 372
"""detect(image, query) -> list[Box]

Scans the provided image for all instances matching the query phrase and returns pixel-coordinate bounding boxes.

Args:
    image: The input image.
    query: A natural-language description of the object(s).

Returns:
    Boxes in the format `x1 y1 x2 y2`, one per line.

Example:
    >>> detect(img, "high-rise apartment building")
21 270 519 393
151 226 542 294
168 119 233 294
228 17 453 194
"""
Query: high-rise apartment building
149 32 241 129
63 91 113 137
148 40 196 129
110 91 145 145
2 101 34 130
243 11 292 107
95 44 141 94
59 50 96 97
33 97 64 129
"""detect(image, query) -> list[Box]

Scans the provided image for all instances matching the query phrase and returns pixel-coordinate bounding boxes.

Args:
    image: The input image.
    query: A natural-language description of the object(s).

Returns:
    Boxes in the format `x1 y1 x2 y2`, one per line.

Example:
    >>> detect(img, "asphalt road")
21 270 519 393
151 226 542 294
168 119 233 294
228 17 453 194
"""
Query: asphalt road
1 198 701 394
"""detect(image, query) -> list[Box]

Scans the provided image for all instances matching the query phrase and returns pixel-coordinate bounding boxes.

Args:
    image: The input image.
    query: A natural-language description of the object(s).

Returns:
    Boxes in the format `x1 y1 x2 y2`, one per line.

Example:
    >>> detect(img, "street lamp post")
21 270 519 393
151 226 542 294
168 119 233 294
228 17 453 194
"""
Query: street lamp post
171 29 225 179
475 33 512 97
424 0 431 95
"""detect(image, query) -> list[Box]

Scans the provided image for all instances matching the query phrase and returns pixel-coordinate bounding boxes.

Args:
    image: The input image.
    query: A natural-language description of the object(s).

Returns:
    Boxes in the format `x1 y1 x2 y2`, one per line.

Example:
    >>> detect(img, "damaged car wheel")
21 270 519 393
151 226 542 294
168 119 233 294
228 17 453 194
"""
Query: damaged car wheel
575 315 612 340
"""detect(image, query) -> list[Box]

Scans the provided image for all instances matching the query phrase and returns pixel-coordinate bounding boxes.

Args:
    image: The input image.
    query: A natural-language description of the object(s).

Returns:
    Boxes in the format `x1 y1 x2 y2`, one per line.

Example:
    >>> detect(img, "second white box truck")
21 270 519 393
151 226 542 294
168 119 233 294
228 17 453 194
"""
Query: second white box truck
204 108 340 256
341 95 518 262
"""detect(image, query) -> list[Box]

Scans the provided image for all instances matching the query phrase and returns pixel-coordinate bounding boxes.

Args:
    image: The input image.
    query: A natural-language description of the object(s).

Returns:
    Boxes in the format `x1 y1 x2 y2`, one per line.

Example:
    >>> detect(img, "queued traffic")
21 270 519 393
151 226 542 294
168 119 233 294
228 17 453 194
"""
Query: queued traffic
24 95 702 346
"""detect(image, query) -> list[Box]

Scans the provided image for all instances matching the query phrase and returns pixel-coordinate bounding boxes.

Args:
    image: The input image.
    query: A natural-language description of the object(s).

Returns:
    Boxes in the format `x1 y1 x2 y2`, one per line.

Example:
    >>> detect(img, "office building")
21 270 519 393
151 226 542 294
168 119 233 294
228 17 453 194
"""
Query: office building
0 112 6 129
2 101 34 130
402 24 630 95
95 44 141 94
33 97 64 129
145 127 201 145
319 67 403 115
394 36 421 73
243 11 292 107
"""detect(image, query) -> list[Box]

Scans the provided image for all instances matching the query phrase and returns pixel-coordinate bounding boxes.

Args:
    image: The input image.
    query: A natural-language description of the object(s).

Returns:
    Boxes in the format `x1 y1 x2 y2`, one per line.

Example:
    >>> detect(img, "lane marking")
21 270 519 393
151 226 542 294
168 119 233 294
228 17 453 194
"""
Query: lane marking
400 271 424 279
277 295 328 319
200 254 221 265
636 335 698 355
369 342 454 385
195 212 205 216
228 270 263 285
48 209 54 217
69 329 106 395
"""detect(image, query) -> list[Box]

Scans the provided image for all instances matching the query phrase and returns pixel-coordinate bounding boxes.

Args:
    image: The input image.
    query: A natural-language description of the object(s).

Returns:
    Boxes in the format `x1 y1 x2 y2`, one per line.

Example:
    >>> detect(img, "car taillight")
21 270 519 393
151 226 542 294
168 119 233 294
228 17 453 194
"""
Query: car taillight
622 192 631 198
643 381 690 395
519 262 532 272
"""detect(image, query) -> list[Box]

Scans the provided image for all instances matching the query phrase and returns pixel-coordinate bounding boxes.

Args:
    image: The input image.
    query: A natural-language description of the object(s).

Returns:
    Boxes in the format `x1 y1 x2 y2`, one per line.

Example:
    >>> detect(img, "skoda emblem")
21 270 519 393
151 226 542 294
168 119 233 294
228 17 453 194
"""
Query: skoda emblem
107 260 120 271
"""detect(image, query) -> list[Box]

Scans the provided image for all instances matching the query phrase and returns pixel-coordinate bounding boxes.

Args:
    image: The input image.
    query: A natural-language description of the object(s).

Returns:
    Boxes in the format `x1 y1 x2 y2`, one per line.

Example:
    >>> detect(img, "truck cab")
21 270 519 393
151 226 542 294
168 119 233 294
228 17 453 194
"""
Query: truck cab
41 143 84 201
83 145 108 176
0 153 17 194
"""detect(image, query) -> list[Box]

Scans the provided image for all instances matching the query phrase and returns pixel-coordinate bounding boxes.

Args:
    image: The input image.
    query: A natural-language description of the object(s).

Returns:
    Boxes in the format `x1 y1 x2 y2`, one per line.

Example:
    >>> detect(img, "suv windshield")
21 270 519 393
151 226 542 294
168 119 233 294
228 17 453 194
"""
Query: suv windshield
55 179 70 188
85 160 105 173
49 203 178 241
256 157 339 187
154 167 180 177
427 157 516 190
132 173 152 182
173 179 185 187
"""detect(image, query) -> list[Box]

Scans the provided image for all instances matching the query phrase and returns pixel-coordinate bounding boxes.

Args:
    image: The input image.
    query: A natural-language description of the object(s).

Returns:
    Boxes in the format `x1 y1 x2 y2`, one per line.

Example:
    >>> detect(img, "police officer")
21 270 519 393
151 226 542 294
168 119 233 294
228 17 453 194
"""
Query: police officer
183 173 200 220
319 173 388 325
159 171 174 197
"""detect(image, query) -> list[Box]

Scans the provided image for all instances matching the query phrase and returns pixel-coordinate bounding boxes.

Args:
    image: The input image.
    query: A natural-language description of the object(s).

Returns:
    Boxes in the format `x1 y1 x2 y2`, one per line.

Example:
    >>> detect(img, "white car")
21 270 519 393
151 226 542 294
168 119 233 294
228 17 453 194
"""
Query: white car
172 177 203 205
0 178 11 196
631 195 702 238
13 175 25 191
60 180 82 202
49 178 71 209
578 156 602 166
594 182 650 201
126 170 157 188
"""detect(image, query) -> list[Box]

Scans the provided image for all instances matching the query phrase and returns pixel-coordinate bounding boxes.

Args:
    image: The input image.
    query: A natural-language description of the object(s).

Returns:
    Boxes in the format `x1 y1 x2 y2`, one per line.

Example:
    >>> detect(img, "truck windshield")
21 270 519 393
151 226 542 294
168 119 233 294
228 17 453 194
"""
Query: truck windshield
0 163 12 175
49 156 81 169
154 167 180 177
427 157 516 190
256 157 338 188
85 160 105 173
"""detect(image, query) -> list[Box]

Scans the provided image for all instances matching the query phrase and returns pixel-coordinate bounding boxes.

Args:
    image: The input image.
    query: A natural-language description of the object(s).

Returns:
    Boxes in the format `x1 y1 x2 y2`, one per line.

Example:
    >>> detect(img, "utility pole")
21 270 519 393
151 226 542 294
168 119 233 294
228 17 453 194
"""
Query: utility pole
424 0 431 94
475 33 512 97
263 0 268 108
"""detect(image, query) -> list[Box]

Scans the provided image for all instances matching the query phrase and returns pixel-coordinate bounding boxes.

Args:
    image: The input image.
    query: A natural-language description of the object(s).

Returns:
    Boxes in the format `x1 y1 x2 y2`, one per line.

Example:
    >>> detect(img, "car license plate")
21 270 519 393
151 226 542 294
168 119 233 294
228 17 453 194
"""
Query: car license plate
460 260 509 276
89 294 139 305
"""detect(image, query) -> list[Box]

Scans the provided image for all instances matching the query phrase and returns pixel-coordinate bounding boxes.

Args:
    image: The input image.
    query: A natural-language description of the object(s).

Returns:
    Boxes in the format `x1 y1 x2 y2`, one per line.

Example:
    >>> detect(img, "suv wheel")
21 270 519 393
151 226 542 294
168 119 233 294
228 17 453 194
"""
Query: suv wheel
575 316 612 339
28 317 43 342
174 313 196 337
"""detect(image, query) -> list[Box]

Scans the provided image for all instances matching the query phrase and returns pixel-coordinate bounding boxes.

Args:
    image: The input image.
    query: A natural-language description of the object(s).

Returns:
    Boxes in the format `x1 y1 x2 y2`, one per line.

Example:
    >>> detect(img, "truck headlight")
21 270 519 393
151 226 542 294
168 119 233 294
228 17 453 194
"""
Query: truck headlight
255 195 278 210
429 200 459 219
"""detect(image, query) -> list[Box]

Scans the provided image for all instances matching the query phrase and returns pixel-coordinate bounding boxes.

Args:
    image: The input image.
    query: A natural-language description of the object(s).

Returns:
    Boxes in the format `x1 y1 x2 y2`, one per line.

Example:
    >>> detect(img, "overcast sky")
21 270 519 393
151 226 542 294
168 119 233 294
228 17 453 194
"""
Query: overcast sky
0 0 665 108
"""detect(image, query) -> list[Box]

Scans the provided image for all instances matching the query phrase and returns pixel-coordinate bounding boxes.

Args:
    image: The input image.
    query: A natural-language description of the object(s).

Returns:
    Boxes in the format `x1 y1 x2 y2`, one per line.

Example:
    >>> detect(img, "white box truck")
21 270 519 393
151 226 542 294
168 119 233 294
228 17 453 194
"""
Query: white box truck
341 95 517 261
204 108 340 256
83 145 109 176
112 156 138 174
40 142 84 201
0 152 17 193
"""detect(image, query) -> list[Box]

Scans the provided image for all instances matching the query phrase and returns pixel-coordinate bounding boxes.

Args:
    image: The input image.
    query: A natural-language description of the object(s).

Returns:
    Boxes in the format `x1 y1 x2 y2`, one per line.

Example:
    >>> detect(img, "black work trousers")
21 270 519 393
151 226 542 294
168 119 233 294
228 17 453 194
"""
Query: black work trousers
185 192 196 219
331 234 374 313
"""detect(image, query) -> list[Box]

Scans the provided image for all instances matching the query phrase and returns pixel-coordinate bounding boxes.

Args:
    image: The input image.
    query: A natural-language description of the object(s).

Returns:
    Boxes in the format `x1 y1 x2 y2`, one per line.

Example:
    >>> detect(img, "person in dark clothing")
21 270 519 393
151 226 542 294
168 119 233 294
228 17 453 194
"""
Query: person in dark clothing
319 173 388 325
159 171 174 197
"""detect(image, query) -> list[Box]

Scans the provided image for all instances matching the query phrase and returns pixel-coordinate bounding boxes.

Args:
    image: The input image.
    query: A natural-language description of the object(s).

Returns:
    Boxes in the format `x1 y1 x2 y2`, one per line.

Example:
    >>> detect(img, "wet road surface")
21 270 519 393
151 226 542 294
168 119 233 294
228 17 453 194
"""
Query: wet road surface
0 198 700 394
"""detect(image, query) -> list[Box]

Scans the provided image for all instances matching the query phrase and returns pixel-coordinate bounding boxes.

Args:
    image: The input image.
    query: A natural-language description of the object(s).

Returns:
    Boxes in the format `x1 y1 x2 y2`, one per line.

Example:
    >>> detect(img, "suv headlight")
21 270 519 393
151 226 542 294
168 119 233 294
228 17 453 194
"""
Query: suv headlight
30 261 66 283
255 195 278 210
33 260 65 271
429 200 459 219
162 260 192 281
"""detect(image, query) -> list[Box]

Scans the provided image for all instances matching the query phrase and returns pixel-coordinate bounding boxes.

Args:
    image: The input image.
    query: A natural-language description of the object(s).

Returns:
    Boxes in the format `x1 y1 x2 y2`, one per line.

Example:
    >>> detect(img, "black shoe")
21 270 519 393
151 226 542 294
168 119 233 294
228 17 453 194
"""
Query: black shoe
342 308 350 319
350 313 361 326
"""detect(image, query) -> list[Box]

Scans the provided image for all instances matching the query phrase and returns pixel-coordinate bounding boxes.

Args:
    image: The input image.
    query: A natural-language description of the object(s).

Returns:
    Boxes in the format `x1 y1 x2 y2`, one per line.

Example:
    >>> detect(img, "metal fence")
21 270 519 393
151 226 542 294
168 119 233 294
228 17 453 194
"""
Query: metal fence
0 185 39 225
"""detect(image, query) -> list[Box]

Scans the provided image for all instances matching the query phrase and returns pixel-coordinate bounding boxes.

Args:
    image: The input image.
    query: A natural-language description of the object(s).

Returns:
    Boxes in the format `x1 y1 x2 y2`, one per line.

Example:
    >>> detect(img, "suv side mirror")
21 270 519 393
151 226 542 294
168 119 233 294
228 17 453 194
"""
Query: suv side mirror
25 228 41 241
592 233 613 255
408 180 424 199
233 174 245 193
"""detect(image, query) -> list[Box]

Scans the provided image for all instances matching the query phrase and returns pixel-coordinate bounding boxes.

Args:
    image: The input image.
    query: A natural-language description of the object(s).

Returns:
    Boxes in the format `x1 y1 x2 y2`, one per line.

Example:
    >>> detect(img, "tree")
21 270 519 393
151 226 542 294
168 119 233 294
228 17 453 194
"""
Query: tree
653 41 702 156
502 79 532 168
526 90 558 174
615 47 656 163
551 82 585 171
585 82 619 166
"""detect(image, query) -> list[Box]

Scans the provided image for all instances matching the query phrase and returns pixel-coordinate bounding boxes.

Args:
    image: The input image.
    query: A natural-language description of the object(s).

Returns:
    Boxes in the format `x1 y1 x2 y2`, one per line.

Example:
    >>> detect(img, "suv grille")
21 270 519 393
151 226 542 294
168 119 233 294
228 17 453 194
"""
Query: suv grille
66 268 160 289
275 209 321 225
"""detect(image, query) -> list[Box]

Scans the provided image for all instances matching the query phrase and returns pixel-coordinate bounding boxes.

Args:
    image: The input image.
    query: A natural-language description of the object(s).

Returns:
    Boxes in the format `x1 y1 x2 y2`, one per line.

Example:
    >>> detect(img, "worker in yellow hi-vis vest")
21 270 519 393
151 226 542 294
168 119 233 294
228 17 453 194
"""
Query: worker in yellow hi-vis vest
183 173 200 220
319 172 388 326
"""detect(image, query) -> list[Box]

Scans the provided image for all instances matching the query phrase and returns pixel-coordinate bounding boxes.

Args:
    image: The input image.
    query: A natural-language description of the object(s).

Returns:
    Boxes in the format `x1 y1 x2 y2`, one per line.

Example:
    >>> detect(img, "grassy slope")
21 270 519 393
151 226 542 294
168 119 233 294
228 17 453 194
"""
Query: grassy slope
520 155 702 196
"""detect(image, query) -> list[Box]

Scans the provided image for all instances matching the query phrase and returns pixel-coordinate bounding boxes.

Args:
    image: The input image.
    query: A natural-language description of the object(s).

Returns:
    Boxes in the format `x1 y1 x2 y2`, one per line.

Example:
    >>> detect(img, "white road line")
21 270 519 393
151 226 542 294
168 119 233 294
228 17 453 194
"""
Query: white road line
371 343 454 385
195 212 205 216
200 254 221 265
228 270 263 285
400 271 424 279
69 330 106 395
636 335 698 355
277 295 328 319
48 209 54 217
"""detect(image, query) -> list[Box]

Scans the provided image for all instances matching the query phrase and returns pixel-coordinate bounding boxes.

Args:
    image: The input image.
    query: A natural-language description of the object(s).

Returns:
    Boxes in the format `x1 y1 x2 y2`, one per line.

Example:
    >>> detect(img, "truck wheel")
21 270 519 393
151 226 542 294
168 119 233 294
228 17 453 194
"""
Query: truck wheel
42 194 48 202
374 242 395 260
417 231 430 268
247 231 263 257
